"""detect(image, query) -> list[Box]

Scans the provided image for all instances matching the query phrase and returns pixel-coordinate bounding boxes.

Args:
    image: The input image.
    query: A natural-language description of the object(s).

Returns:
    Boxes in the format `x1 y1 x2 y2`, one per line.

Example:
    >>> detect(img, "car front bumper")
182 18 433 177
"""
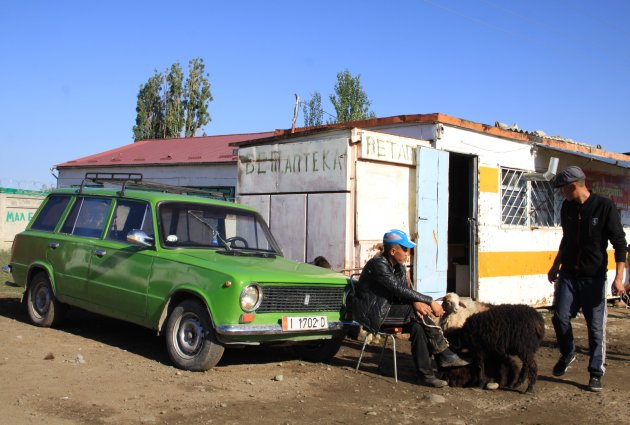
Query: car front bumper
215 320 347 336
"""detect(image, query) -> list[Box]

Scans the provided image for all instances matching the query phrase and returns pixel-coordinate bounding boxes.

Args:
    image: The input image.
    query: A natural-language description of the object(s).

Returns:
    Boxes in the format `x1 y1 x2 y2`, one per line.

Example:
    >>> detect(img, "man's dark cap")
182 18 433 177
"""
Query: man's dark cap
552 166 586 188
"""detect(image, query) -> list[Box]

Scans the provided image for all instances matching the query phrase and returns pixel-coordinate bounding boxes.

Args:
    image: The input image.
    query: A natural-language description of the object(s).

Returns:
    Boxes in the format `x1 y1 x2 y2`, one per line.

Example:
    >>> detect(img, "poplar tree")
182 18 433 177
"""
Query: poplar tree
133 58 213 141
302 91 324 127
329 69 375 123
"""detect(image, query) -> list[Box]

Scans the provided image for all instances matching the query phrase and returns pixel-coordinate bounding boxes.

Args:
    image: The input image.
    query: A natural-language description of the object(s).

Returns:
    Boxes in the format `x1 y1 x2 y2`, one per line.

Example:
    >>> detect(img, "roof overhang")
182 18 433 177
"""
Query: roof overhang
534 143 630 169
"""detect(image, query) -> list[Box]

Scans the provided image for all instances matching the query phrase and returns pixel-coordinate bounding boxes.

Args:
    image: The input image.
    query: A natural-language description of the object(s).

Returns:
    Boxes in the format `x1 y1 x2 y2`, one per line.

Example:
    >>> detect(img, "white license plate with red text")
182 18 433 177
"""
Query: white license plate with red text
281 316 328 331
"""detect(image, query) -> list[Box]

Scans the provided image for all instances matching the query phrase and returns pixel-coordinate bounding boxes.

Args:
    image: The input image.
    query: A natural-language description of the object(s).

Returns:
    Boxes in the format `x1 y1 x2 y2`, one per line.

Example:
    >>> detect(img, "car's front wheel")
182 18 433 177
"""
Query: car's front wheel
165 299 224 371
26 272 65 327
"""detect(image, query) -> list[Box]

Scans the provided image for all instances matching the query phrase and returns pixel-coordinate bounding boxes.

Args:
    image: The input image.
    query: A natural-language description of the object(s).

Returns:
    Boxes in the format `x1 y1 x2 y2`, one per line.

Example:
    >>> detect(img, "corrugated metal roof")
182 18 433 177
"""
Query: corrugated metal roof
535 143 630 168
56 132 274 168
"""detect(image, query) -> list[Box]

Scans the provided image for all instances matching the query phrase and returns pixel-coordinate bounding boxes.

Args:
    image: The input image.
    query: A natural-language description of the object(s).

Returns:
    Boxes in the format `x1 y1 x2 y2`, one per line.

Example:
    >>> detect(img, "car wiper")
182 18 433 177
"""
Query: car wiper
217 250 276 258
186 210 231 251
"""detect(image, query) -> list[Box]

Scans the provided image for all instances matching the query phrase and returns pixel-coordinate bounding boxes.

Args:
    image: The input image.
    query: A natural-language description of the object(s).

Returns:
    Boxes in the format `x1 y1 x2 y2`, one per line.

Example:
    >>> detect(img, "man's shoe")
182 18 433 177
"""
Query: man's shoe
588 375 603 392
418 375 448 388
438 348 470 368
552 354 576 377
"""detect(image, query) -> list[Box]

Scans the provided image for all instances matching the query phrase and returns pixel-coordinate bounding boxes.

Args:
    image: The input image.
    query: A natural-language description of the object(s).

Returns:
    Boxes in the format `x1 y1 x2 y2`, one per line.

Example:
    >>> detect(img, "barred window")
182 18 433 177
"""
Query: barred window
501 168 562 227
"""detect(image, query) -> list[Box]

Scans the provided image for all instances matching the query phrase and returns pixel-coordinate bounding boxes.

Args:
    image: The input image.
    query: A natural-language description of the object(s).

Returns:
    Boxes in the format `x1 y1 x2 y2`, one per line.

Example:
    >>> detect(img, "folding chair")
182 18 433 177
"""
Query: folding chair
348 273 408 383
355 321 406 382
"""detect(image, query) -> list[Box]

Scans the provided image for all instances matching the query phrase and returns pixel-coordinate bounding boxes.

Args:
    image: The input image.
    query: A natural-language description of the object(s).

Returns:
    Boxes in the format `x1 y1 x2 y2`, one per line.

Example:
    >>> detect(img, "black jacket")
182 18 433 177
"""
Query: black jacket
559 193 627 278
351 254 433 332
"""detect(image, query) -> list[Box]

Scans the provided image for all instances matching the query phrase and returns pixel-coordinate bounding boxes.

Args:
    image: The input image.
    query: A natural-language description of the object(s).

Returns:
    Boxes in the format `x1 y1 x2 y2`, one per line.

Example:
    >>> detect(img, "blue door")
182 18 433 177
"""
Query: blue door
414 147 449 298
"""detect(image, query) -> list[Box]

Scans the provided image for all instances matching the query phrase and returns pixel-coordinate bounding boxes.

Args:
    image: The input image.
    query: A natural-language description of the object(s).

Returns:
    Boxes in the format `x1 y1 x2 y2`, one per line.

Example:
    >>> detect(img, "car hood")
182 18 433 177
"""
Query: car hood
176 250 347 285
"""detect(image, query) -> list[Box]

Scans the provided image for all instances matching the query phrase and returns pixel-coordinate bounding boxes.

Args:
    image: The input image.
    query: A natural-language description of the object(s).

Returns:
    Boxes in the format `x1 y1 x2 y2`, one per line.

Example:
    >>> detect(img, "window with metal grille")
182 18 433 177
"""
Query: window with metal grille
501 168 562 227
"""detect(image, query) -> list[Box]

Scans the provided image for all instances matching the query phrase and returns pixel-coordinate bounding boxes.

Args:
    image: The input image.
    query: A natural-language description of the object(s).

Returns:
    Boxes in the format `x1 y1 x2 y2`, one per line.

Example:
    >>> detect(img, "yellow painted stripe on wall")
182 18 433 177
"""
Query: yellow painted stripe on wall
479 166 499 193
478 250 620 278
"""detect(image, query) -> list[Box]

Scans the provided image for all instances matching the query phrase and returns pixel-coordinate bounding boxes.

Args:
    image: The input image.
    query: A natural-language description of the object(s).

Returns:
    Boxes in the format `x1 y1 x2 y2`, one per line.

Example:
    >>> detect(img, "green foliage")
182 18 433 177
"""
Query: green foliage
184 58 213 138
329 69 375 123
133 71 164 141
302 91 324 127
164 63 184 138
133 58 212 141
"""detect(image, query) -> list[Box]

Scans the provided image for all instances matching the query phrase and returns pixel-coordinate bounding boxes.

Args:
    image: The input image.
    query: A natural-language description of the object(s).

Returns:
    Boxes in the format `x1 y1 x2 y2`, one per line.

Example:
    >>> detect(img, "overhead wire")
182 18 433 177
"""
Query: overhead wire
297 98 338 125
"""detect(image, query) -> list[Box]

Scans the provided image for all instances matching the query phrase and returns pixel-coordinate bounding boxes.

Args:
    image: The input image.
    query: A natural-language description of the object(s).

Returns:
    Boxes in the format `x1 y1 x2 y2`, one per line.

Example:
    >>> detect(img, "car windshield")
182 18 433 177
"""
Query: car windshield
158 202 281 253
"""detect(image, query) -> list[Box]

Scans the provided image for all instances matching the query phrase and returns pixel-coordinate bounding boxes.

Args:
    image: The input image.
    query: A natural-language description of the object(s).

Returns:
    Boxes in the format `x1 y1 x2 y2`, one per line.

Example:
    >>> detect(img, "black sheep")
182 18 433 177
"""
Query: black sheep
438 352 521 389
442 304 545 393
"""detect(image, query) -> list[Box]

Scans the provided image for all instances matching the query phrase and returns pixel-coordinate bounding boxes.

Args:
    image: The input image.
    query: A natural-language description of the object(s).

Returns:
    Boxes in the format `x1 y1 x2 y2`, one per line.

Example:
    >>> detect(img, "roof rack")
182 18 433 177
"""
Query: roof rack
80 172 227 200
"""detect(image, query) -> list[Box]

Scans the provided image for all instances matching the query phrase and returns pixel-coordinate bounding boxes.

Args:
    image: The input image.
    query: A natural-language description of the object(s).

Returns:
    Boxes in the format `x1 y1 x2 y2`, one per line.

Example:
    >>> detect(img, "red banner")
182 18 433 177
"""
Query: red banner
587 171 630 211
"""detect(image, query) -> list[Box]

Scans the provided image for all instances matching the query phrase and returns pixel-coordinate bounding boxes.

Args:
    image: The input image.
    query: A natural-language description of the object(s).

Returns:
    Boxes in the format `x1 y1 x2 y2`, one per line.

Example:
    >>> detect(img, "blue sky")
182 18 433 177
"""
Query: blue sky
1 0 628 189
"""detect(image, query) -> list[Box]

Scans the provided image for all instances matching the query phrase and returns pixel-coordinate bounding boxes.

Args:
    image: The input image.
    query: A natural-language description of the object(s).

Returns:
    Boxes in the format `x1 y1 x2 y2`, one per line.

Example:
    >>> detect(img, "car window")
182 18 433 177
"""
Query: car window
30 195 71 232
158 202 279 252
106 200 154 242
60 197 112 238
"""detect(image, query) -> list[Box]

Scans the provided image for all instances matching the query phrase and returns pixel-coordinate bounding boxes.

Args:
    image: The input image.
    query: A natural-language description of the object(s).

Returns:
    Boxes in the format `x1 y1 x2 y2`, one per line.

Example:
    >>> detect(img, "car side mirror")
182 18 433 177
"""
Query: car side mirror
127 229 154 248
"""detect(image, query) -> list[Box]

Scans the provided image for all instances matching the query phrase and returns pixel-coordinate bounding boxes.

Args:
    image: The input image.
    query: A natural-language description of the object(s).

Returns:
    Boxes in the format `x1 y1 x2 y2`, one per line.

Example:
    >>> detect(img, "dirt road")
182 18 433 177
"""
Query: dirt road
0 291 629 425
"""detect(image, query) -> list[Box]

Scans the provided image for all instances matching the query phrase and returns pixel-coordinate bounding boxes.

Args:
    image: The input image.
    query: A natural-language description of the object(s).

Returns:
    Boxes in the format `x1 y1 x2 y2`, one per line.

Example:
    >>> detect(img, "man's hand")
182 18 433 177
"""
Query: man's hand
611 277 625 296
413 301 432 317
547 266 559 283
431 300 444 317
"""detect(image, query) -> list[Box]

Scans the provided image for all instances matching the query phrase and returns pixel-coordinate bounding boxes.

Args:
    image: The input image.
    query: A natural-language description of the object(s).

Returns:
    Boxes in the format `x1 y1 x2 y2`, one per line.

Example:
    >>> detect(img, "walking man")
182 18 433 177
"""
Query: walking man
547 166 627 392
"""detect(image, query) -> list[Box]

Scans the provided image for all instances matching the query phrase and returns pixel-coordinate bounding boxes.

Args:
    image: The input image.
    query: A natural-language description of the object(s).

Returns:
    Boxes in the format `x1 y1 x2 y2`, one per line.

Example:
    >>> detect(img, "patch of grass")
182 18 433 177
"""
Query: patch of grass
0 250 22 296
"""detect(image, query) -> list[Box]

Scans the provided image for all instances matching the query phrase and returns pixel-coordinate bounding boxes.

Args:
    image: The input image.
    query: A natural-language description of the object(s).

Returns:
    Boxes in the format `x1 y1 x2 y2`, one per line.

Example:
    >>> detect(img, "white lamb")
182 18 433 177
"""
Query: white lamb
439 292 490 331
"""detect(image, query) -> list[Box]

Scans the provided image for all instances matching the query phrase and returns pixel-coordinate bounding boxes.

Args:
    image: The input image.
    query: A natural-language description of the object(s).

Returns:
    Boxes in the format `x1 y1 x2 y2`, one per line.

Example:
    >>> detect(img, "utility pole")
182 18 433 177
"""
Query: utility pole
291 93 300 133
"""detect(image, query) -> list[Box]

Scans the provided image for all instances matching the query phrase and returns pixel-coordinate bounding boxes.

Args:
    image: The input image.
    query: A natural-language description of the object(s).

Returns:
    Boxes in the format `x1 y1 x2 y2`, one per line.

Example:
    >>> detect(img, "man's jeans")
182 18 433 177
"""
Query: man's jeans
552 272 607 377
388 304 449 377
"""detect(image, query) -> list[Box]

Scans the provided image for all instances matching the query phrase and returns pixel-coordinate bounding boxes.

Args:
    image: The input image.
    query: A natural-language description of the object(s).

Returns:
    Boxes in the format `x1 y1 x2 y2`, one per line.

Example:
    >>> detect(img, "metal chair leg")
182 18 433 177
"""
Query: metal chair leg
391 335 398 383
356 331 398 383
355 334 371 373
377 332 388 367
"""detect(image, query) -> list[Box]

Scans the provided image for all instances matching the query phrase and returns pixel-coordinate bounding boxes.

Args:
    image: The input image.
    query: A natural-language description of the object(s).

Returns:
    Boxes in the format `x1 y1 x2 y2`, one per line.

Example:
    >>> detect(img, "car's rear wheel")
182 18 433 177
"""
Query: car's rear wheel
165 299 224 371
294 335 344 363
26 272 65 327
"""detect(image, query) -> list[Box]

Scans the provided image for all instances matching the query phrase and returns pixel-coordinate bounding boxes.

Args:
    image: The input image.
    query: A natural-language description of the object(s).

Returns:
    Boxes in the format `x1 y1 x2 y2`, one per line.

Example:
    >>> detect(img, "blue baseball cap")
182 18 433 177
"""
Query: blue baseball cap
383 229 416 249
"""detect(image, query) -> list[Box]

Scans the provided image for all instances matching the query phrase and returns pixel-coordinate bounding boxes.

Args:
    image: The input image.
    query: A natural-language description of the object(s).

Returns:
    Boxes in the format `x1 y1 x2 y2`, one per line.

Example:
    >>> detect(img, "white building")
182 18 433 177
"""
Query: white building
234 114 630 306
54 114 630 306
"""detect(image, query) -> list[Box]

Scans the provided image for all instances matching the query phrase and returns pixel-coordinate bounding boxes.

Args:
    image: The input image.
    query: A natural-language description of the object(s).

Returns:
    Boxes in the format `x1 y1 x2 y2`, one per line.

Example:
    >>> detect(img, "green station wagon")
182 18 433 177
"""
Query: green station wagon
5 175 349 370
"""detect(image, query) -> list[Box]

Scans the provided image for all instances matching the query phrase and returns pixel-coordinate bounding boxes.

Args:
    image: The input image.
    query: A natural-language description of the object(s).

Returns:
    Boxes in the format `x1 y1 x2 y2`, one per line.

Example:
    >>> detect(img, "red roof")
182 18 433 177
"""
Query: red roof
56 132 274 168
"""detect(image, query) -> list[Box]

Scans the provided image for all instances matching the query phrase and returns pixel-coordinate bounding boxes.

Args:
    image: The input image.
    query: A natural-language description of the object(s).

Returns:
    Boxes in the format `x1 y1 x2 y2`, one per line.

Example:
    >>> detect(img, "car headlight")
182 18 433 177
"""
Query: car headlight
240 284 262 312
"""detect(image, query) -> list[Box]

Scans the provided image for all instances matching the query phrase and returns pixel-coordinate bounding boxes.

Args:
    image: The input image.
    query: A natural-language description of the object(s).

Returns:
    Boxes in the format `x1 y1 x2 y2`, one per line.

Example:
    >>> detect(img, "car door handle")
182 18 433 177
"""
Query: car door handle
48 242 59 249
93 249 107 257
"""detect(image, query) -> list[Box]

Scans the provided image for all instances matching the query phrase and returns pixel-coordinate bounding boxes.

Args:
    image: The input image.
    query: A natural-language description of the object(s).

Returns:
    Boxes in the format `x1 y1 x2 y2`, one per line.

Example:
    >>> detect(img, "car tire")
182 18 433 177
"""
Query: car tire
294 335 344 363
165 299 224 371
26 272 66 327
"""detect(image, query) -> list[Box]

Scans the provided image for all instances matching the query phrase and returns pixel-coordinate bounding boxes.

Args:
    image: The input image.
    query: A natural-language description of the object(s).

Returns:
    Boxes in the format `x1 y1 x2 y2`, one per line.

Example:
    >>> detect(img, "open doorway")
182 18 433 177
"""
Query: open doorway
447 153 477 297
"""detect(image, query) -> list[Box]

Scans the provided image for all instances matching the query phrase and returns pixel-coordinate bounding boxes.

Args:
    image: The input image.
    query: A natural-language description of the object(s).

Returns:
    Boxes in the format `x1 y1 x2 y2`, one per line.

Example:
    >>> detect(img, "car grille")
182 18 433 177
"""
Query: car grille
257 286 345 313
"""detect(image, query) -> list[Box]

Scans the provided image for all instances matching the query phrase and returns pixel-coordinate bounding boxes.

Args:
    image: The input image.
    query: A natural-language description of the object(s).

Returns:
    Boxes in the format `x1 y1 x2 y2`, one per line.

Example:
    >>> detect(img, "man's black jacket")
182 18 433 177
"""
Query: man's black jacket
559 192 627 278
351 254 433 332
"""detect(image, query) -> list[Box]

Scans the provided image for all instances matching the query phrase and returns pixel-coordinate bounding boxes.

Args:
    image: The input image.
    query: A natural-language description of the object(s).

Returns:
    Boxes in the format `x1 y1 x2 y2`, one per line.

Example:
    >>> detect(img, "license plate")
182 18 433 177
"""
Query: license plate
281 315 328 331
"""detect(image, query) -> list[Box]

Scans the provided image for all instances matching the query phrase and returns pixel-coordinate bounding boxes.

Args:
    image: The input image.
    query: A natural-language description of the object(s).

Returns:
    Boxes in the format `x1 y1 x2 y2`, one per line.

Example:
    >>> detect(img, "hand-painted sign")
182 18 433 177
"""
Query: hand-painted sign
5 211 34 223
237 137 349 193
358 130 431 165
